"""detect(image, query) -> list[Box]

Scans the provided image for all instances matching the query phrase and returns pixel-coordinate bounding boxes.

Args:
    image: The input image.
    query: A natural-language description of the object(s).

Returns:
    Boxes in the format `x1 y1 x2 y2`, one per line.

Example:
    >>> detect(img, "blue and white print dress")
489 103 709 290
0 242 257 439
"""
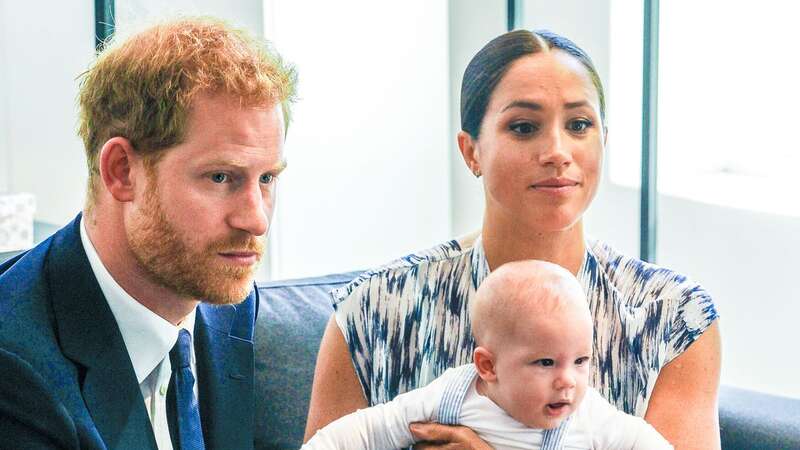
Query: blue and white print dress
331 233 719 417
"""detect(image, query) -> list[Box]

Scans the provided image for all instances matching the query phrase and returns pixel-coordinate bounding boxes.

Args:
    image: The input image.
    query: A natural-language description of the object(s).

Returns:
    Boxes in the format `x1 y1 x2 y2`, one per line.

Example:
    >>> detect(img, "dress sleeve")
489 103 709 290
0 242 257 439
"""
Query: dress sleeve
330 276 377 405
301 368 452 450
664 279 719 363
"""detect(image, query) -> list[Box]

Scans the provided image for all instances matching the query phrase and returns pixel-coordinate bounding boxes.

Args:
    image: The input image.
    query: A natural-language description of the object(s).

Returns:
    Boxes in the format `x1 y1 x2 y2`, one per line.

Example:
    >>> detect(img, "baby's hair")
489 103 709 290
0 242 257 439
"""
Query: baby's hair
469 260 587 349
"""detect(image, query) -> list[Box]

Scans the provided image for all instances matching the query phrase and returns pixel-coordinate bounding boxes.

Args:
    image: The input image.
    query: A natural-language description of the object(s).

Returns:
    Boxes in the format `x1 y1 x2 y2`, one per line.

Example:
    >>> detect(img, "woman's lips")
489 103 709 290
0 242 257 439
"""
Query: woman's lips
529 177 580 194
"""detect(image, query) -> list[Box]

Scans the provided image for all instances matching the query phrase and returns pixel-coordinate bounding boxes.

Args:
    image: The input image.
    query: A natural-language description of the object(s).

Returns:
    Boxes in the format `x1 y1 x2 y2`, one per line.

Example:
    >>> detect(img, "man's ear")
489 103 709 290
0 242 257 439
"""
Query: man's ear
473 346 497 383
457 131 482 177
98 137 141 203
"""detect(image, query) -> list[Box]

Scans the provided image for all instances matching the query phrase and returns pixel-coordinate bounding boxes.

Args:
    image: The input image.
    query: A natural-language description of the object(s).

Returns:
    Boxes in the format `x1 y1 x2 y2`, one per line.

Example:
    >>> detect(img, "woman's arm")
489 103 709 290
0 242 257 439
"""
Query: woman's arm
644 321 722 449
304 316 369 443
305 317 491 449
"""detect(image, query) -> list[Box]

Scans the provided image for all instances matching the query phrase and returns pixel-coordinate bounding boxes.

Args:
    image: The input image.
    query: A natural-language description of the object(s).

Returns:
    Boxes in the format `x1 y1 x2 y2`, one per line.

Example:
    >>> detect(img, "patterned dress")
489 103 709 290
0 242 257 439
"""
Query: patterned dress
332 233 719 417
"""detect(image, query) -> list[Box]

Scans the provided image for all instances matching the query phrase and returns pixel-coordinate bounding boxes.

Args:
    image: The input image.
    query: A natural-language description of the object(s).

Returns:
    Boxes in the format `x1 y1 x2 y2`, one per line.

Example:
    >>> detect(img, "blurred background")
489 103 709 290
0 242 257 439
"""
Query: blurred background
0 0 797 400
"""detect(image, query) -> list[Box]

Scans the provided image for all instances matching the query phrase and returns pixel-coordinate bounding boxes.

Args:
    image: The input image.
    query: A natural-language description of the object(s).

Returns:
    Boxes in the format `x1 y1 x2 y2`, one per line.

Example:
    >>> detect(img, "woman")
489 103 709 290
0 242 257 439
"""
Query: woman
305 30 721 449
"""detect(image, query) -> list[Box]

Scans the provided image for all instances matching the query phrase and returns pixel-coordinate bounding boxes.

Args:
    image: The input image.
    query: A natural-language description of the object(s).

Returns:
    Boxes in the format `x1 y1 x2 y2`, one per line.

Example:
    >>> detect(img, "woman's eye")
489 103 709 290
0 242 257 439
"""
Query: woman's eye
260 173 274 184
568 119 592 133
534 358 555 367
510 122 538 135
210 173 229 183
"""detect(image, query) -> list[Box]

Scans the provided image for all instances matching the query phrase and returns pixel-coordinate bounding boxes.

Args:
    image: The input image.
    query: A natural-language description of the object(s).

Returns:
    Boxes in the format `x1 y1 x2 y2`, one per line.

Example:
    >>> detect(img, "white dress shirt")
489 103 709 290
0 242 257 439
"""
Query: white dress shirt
80 218 199 450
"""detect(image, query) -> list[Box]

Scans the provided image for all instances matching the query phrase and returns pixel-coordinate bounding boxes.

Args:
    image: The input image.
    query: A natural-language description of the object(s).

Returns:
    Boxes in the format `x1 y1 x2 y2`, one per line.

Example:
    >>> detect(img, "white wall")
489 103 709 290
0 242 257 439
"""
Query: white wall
448 0 800 399
448 0 505 236
0 0 9 193
0 1 94 225
115 0 263 36
266 0 452 279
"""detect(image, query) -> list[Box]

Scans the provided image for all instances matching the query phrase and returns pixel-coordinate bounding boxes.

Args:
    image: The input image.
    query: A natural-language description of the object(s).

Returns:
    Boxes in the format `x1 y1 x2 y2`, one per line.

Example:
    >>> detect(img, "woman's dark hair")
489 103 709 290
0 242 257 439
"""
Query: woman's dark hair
460 29 606 138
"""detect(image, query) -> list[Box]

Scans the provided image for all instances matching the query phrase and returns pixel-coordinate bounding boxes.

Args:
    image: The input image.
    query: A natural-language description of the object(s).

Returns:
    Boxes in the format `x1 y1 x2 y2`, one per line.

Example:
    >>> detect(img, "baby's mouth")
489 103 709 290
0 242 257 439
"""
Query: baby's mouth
546 401 571 415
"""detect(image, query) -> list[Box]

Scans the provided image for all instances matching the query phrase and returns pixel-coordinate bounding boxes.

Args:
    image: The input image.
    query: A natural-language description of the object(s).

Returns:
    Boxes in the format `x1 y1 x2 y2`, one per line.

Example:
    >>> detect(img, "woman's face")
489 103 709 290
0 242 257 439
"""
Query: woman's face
461 50 605 233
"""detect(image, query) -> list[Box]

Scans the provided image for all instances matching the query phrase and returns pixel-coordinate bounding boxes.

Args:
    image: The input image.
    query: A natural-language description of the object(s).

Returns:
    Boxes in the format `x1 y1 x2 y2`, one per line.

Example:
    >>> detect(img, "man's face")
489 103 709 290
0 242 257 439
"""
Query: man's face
127 93 285 304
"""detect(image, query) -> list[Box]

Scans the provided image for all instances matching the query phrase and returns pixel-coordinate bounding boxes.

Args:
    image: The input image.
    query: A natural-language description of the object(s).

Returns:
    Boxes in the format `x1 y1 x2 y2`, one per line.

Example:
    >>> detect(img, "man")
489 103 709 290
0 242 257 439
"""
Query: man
0 18 296 449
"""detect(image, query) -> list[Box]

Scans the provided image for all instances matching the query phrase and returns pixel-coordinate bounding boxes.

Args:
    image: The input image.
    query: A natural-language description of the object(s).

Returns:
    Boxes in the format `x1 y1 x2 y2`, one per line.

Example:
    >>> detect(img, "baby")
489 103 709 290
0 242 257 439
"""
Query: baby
304 260 672 449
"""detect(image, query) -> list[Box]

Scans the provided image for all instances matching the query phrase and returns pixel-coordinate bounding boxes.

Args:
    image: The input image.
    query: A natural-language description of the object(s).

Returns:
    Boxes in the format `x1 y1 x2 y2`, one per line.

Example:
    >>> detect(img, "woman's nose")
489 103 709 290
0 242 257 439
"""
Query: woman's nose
537 127 573 168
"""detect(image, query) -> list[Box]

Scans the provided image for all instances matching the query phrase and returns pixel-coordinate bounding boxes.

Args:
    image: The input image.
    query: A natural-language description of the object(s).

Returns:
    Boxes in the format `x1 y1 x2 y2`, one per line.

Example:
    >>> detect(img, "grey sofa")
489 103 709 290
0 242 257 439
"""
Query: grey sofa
254 272 800 450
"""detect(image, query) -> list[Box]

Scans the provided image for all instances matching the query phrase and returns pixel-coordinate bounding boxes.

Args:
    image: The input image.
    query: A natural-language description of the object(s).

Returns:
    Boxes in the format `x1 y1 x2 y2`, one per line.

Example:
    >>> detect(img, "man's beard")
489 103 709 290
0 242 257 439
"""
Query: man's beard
127 183 264 305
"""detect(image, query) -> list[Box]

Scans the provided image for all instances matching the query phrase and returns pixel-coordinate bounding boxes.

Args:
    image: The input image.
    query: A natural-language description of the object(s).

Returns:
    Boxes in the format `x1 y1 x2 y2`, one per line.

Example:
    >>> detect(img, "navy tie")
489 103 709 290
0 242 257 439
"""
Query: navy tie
168 329 205 450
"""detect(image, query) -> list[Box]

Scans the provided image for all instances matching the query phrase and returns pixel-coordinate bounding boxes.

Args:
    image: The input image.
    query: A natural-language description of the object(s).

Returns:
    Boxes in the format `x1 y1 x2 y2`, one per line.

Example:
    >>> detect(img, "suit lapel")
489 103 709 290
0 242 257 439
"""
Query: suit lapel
195 291 257 450
48 216 158 450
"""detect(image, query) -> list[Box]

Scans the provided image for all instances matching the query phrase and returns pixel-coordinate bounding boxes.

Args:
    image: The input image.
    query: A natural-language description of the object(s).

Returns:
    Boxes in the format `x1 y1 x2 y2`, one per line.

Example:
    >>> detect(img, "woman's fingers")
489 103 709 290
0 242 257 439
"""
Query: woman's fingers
409 423 494 450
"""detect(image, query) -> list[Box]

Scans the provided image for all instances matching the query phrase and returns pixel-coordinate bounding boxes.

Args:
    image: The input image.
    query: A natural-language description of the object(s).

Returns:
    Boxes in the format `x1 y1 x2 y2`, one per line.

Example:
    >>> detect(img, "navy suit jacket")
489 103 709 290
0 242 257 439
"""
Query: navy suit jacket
0 215 258 449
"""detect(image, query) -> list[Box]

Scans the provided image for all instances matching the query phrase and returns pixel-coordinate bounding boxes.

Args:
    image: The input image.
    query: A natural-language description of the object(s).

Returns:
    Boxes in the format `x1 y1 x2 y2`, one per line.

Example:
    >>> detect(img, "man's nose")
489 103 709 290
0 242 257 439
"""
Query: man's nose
227 182 270 237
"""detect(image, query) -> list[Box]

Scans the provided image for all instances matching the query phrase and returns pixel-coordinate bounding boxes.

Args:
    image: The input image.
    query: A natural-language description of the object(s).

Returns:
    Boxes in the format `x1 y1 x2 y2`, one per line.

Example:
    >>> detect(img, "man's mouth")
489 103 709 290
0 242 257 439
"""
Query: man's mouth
218 251 261 265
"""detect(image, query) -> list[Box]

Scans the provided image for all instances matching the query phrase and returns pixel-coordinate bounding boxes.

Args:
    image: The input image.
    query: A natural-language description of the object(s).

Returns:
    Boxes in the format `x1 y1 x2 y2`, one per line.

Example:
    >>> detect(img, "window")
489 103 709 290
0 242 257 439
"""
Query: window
610 0 800 218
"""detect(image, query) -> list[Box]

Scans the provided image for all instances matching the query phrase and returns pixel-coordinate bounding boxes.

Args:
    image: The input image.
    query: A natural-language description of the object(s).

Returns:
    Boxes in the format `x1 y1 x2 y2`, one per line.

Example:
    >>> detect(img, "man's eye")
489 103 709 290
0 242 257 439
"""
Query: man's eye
260 173 274 184
211 173 229 183
568 119 592 133
534 359 555 367
510 122 538 135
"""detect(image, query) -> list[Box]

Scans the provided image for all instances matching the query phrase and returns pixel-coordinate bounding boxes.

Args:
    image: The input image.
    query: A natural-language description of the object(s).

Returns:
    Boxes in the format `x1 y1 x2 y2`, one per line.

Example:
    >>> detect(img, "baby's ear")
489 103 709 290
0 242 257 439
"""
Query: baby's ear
473 346 497 382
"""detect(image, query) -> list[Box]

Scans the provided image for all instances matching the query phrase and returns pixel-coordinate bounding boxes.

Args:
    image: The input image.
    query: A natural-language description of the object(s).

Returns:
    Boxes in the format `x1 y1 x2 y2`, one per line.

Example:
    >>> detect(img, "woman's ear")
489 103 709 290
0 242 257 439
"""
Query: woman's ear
457 131 482 177
473 346 497 382
98 137 140 203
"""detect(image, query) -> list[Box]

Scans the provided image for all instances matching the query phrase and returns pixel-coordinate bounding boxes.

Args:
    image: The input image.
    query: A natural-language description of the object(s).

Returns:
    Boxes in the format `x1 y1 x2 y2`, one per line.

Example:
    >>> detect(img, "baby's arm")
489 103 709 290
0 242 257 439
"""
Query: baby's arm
582 389 674 450
302 370 451 450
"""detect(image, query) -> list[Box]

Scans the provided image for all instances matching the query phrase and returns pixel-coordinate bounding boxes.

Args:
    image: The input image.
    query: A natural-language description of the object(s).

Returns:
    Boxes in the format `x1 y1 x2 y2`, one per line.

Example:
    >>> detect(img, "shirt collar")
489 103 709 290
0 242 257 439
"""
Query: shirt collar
79 217 196 384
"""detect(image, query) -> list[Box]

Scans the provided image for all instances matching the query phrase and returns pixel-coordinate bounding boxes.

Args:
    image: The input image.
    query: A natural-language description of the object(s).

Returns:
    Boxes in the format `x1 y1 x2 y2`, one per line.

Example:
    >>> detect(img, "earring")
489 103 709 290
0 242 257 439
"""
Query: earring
473 169 481 178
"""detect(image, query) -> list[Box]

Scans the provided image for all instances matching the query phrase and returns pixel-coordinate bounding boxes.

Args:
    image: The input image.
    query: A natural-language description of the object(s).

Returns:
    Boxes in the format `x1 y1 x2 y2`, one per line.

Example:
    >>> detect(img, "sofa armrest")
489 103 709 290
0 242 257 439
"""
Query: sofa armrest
719 385 800 449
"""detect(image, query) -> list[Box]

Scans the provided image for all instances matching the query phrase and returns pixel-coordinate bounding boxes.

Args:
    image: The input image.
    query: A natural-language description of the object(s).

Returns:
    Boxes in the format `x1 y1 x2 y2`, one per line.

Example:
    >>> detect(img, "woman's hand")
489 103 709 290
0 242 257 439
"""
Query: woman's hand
410 423 494 450
645 320 722 449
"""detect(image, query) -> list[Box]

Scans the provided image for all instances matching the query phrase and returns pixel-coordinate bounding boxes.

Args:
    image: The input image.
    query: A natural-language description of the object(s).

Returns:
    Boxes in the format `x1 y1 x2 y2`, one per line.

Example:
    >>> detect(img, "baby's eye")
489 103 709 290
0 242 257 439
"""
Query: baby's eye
534 358 555 367
260 173 274 184
567 119 592 133
210 173 229 183
575 356 591 366
510 122 539 135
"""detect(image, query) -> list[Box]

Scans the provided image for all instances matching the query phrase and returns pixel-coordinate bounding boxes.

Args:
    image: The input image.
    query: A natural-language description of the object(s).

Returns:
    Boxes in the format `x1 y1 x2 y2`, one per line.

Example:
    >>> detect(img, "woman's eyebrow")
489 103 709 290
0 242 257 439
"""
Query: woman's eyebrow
501 100 592 112
501 100 542 112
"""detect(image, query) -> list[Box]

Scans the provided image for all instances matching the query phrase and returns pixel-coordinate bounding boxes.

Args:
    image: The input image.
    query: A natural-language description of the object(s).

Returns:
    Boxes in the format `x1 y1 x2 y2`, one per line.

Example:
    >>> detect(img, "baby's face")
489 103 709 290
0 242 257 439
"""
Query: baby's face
489 304 593 429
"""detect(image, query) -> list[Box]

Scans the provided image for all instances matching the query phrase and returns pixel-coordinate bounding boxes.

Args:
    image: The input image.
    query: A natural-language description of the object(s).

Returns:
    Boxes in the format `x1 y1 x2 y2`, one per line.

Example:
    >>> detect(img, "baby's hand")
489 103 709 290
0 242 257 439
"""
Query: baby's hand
409 423 494 450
